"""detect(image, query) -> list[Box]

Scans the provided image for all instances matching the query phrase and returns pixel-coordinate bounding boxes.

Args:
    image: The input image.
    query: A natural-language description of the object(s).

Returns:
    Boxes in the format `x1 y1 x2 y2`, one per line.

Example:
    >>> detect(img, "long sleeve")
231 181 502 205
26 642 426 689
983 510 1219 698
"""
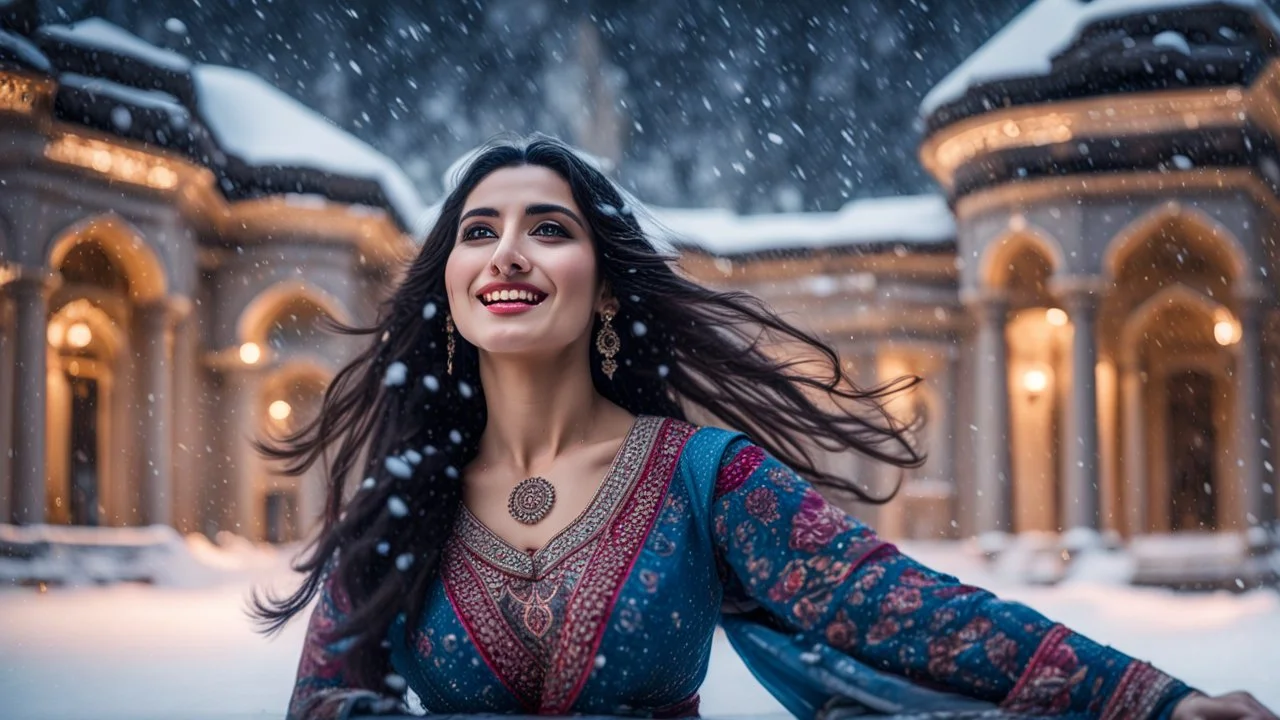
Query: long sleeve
710 438 1196 719
287 569 407 720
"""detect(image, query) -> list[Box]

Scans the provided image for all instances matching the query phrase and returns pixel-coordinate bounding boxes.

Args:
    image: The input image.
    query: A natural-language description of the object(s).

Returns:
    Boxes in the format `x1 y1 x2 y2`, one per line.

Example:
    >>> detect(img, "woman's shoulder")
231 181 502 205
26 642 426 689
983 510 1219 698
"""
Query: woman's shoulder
645 415 759 470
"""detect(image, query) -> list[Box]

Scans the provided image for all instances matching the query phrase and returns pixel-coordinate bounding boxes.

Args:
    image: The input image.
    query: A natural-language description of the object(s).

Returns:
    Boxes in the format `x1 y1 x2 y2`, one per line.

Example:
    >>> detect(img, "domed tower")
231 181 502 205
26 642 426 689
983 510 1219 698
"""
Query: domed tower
920 0 1280 567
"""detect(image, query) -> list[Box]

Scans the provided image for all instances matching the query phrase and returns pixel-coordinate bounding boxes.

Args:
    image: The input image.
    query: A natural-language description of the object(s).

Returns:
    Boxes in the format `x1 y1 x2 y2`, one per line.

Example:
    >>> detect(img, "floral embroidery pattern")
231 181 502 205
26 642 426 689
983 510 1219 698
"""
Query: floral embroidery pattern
440 416 695 715
712 438 1193 718
744 486 779 523
286 571 405 720
789 488 853 553
540 419 695 714
1001 626 1088 713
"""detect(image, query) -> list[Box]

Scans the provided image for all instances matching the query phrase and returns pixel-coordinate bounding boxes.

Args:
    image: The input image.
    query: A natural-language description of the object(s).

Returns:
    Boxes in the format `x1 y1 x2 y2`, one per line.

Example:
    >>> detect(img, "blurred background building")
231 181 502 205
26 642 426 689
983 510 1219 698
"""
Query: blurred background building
1 0 1277 586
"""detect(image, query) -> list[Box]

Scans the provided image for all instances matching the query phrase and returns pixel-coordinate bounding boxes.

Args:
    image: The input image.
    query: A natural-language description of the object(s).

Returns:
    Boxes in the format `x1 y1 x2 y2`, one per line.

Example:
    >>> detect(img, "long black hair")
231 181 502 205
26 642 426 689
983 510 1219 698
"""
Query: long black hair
250 134 924 691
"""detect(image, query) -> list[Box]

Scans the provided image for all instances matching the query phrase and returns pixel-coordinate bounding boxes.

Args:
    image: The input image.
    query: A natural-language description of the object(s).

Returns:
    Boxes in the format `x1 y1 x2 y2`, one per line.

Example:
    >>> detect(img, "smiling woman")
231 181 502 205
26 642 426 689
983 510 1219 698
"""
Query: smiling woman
247 135 1268 720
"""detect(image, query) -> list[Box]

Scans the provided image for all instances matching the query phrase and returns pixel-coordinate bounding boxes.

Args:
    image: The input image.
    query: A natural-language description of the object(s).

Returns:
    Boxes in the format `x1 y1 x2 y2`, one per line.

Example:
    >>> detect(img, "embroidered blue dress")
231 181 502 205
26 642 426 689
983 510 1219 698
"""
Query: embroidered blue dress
287 416 1194 719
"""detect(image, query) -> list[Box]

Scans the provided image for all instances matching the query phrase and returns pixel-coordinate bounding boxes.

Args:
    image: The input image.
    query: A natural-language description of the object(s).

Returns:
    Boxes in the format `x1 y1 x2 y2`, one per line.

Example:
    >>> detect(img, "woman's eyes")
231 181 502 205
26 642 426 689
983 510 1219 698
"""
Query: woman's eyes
531 222 570 238
461 224 497 241
460 222 570 241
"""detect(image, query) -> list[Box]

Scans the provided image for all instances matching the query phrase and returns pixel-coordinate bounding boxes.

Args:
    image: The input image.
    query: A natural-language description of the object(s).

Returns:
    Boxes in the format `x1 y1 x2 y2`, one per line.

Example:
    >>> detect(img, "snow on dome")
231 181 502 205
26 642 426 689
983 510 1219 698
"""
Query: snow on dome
191 64 426 229
39 17 191 73
654 195 954 257
0 28 51 72
921 0 1280 118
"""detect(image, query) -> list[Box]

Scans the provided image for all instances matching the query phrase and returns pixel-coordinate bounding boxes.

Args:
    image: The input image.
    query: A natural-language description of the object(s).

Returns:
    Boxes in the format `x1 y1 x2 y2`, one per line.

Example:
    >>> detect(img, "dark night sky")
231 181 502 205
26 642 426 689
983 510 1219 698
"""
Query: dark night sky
37 0 1271 213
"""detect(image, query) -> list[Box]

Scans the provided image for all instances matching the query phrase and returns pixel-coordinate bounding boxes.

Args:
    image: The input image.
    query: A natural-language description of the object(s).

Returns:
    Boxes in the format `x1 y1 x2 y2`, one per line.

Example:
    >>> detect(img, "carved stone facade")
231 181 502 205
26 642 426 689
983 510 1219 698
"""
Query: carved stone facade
2 3 1279 587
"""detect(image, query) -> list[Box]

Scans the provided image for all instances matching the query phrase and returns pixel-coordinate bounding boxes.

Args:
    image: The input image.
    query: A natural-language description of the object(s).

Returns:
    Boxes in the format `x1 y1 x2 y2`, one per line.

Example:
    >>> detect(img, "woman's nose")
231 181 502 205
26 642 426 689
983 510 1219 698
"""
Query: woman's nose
490 233 530 276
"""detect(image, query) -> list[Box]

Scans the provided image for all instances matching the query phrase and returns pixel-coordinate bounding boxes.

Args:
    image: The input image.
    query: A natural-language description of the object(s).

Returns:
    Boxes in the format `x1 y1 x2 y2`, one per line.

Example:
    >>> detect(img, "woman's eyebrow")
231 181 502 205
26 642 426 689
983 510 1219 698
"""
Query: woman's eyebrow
460 207 499 222
526 203 585 230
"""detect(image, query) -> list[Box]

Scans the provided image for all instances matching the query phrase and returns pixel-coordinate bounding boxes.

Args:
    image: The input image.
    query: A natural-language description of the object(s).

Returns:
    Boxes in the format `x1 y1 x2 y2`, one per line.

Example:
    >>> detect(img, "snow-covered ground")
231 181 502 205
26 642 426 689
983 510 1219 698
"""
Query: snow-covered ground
1 538 1277 720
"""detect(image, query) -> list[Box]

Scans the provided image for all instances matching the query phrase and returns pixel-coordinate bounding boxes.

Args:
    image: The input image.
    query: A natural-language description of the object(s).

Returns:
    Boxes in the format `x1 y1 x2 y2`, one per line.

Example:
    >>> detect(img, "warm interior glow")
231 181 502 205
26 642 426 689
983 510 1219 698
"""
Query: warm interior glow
1214 319 1240 346
268 400 292 421
1045 308 1068 327
46 321 64 347
66 322 93 348
44 134 180 190
1023 369 1049 394
239 342 262 364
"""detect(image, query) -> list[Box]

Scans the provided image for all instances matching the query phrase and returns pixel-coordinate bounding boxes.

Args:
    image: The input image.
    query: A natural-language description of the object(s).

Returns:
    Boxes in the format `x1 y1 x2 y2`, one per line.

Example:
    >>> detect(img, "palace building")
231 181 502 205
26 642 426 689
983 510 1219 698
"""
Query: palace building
2 0 1278 584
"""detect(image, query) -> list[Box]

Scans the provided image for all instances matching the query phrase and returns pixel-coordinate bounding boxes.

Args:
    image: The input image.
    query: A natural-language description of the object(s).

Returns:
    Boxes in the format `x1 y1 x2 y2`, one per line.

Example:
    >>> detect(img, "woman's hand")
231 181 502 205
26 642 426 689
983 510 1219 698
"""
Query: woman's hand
1172 691 1278 720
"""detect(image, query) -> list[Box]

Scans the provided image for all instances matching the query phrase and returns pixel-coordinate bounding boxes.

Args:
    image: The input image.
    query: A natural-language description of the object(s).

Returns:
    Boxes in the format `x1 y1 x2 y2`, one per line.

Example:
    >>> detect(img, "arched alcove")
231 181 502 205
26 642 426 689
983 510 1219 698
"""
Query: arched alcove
980 227 1068 534
237 281 352 356
46 214 167 302
1119 284 1237 535
1105 204 1246 295
257 361 332 543
978 225 1065 294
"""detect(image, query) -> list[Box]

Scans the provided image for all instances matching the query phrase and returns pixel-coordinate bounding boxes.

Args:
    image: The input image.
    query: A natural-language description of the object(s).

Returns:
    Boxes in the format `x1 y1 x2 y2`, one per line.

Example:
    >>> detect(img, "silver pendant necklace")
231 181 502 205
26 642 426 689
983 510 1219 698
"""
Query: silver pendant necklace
508 476 556 525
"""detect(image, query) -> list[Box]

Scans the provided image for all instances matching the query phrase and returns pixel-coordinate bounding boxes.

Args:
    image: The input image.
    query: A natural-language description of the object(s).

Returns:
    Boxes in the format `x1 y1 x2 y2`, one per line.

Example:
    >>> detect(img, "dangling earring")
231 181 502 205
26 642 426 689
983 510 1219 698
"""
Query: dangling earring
596 307 620 380
445 314 455 376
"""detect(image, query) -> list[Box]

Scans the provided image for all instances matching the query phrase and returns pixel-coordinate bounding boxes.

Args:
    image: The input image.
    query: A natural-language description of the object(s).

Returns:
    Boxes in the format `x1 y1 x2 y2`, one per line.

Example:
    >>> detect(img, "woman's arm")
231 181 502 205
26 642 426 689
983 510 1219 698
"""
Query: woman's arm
287 570 406 720
710 438 1195 719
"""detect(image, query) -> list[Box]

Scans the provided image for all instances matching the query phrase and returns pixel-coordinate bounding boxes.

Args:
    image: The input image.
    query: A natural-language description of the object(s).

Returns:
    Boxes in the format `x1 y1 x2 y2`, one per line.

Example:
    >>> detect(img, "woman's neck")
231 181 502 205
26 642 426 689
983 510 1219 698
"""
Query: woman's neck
474 341 609 475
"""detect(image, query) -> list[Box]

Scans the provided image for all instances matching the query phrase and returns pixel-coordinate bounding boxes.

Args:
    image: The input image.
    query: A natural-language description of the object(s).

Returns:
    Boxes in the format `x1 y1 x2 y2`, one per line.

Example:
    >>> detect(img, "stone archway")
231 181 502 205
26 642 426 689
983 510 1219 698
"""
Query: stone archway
42 213 176 527
966 224 1066 538
46 213 168 303
258 361 331 543
221 282 350 540
1116 281 1241 537
45 300 125 526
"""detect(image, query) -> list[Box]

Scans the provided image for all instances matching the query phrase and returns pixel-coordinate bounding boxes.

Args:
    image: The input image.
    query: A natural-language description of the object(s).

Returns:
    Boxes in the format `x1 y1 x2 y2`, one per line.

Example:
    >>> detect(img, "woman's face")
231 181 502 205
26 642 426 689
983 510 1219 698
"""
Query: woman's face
444 164 608 360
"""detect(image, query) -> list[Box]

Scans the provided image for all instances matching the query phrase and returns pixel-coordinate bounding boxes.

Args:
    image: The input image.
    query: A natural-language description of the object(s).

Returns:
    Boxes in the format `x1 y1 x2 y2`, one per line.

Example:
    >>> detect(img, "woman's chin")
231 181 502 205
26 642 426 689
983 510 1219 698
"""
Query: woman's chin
472 335 567 360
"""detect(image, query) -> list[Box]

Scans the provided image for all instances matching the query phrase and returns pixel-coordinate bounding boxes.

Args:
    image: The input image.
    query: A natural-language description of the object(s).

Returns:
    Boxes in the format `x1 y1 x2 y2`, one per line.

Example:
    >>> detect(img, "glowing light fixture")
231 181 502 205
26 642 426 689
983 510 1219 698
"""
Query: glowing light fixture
47 321 64 347
1045 308 1068 327
268 400 292 422
66 322 92 348
1023 369 1049 395
1213 310 1240 346
239 341 262 364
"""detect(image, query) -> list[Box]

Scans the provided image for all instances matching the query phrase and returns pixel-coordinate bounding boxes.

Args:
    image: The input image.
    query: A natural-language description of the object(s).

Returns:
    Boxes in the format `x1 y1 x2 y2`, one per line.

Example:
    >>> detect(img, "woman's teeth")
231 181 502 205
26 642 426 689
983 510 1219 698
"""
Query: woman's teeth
482 289 543 304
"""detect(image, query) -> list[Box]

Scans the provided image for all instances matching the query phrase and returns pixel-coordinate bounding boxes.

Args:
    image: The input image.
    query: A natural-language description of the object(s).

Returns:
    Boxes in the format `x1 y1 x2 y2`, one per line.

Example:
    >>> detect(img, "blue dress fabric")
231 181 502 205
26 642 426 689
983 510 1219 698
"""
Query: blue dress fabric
287 416 1195 720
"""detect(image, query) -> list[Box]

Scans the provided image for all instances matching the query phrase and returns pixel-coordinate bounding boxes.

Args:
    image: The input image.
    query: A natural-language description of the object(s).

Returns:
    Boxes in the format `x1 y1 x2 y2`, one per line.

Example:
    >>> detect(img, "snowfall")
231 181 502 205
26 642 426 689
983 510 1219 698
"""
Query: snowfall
1 533 1277 720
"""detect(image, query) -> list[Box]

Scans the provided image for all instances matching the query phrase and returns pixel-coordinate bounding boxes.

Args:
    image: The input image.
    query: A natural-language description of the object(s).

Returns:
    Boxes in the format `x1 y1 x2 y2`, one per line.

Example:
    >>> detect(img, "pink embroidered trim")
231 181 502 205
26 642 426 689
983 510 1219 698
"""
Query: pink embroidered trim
1001 624 1075 711
1100 661 1177 720
652 693 701 718
714 445 765 498
852 540 894 571
442 542 544 710
539 418 697 714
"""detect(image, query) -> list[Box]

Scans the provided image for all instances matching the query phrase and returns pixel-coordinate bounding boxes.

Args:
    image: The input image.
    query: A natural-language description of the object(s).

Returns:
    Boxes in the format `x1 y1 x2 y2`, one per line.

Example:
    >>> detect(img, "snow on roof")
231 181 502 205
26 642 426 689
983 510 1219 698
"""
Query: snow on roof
59 72 191 127
654 194 954 257
39 17 191 73
191 65 425 228
0 28 51 72
922 0 1280 117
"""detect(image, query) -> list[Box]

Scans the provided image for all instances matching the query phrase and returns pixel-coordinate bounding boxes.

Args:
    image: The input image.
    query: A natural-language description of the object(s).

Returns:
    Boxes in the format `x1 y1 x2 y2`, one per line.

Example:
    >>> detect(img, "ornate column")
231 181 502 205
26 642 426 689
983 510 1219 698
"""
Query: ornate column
1233 291 1275 551
965 289 1014 539
6 268 57 525
1119 360 1149 537
1054 278 1105 544
168 303 198 533
0 290 13 523
206 349 264 539
134 300 179 527
931 346 959 538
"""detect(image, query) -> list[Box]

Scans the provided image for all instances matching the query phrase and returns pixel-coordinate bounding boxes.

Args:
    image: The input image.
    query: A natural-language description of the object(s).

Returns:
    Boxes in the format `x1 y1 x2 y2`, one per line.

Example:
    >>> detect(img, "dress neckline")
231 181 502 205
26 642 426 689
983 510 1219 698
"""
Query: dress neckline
455 415 657 579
